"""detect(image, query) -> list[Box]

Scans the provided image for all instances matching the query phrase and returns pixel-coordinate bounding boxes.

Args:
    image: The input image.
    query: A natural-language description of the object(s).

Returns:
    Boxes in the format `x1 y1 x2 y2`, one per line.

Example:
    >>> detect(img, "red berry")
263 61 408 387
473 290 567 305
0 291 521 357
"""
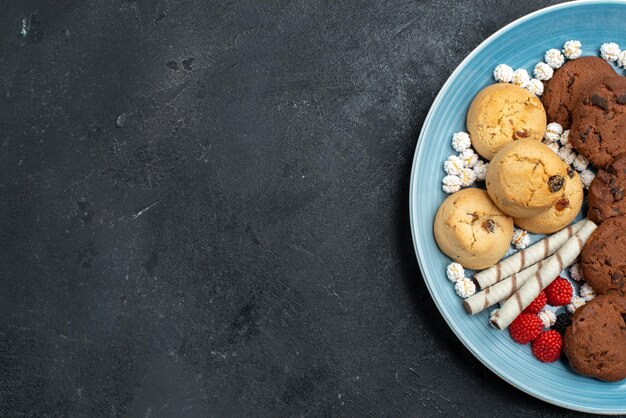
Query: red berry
523 291 547 314
532 330 562 362
545 276 573 306
509 313 543 344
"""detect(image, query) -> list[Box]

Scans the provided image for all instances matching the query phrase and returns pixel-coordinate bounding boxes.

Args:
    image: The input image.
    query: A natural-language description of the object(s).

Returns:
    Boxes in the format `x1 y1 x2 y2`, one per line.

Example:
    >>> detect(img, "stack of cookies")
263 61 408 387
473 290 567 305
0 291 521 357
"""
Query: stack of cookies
435 82 584 270
542 56 626 382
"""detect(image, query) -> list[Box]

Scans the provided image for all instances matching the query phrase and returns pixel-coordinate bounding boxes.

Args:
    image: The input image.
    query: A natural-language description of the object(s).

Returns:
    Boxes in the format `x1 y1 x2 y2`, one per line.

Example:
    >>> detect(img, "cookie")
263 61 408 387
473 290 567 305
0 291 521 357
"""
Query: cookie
467 83 546 160
580 216 626 295
563 294 626 382
486 139 569 218
514 169 583 234
541 56 617 129
570 76 626 169
433 188 514 270
588 153 626 224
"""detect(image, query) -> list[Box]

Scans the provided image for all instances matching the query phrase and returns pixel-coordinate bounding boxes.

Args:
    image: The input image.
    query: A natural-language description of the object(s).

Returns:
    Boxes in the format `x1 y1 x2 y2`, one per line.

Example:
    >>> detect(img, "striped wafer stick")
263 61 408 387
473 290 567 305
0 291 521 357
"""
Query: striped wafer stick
463 260 544 315
474 219 586 289
490 219 597 330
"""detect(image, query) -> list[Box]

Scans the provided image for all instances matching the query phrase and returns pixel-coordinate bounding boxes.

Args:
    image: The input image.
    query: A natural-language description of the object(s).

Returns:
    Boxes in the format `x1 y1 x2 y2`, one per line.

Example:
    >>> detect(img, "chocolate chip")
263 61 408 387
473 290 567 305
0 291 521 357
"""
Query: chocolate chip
610 271 624 287
567 76 575 88
548 175 565 193
591 93 609 111
612 187 625 202
616 94 626 105
579 126 592 143
567 168 575 179
514 130 529 138
593 207 604 222
470 212 479 222
481 219 496 233
555 198 570 211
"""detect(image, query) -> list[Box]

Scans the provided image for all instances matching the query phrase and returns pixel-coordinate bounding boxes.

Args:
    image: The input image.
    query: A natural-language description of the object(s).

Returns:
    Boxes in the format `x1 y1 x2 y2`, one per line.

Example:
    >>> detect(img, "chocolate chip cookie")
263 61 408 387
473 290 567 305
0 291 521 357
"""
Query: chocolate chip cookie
570 76 626 169
563 294 626 382
580 216 626 295
588 153 626 224
541 56 617 129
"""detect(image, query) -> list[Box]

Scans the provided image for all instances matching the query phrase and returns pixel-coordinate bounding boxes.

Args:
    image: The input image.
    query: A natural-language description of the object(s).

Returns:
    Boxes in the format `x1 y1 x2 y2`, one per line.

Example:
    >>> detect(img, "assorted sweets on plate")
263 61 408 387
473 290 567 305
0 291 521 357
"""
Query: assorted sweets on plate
432 40 626 382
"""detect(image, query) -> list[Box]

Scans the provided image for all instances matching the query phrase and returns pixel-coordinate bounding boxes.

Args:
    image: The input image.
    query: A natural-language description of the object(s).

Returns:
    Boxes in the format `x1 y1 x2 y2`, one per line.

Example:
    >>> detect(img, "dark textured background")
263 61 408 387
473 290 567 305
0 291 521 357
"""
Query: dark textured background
0 0 607 416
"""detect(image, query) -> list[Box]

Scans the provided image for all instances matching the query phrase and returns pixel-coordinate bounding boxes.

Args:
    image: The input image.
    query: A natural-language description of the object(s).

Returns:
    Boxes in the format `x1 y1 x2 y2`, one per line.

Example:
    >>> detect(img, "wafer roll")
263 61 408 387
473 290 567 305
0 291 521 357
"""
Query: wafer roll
463 260 543 315
474 220 586 289
490 220 597 330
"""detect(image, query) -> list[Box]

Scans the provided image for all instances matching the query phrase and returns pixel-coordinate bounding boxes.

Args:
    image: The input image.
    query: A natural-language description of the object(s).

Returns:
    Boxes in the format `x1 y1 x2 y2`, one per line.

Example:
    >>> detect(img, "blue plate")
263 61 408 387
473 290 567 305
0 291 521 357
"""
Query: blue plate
409 1 626 414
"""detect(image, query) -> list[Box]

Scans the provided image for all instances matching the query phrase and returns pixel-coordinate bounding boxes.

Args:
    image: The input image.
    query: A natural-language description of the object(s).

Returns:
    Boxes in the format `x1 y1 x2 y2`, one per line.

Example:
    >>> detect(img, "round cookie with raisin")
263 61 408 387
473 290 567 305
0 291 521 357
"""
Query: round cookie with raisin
542 56 617 129
580 216 626 295
486 139 570 218
588 153 626 224
434 188 514 270
467 83 546 160
563 294 626 382
570 76 626 169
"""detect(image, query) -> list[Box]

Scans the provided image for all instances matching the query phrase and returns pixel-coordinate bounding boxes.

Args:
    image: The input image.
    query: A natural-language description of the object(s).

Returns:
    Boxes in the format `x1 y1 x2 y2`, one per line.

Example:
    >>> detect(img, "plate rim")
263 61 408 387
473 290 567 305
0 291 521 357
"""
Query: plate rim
408 0 626 414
